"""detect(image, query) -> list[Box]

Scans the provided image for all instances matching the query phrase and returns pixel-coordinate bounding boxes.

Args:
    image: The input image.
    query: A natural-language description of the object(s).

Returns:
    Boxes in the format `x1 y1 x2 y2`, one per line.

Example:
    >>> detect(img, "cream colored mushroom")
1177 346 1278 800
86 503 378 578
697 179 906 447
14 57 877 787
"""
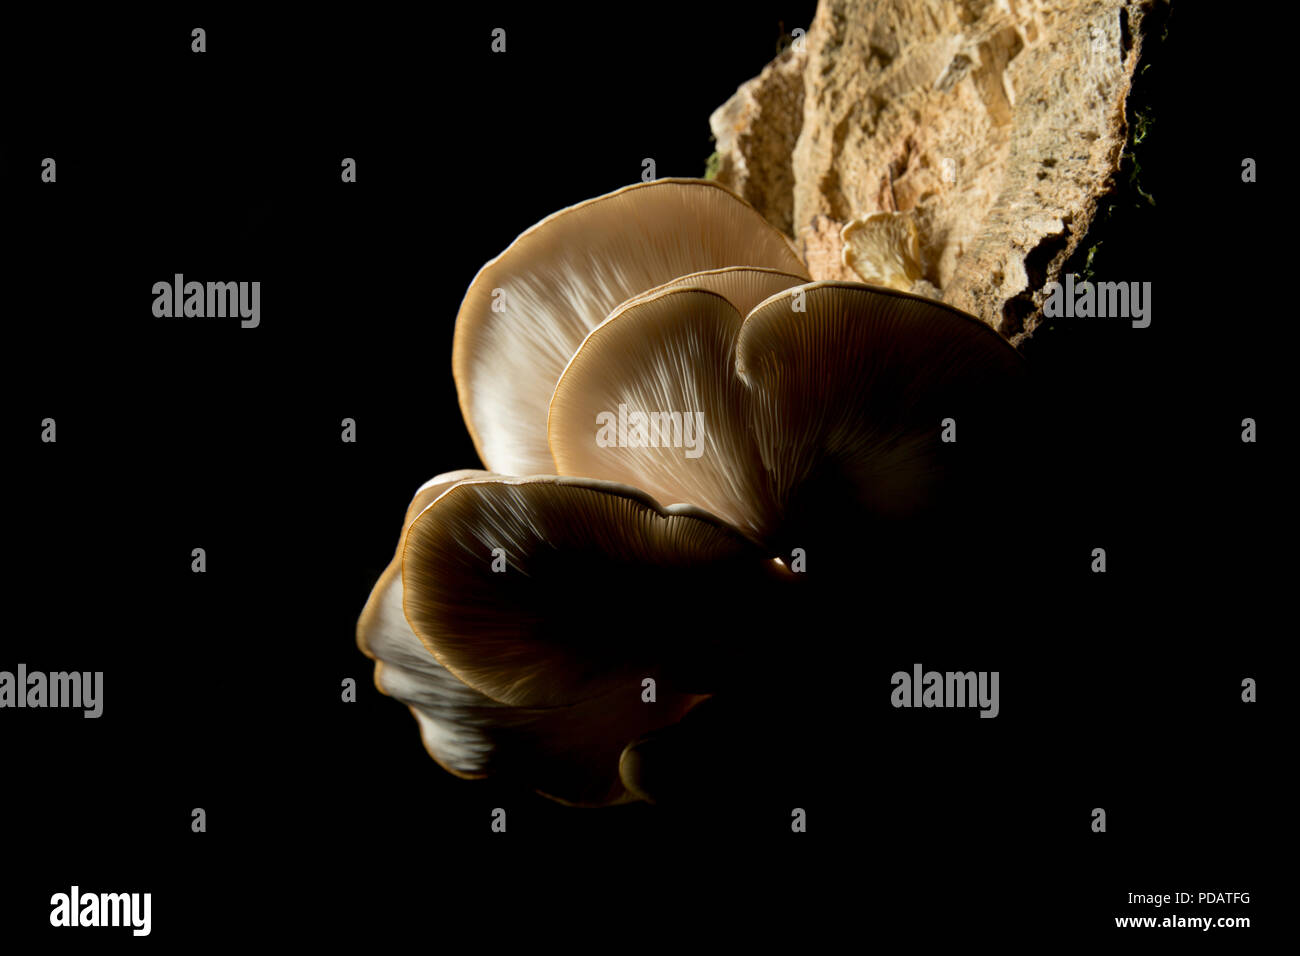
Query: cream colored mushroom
548 278 1027 552
840 211 924 291
452 179 808 477
358 471 778 806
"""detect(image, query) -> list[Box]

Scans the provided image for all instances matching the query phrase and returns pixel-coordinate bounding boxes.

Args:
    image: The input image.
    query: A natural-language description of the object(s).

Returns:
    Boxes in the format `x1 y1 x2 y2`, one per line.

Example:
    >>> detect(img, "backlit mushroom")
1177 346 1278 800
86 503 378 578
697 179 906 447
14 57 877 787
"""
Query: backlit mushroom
359 179 1027 806
452 179 808 476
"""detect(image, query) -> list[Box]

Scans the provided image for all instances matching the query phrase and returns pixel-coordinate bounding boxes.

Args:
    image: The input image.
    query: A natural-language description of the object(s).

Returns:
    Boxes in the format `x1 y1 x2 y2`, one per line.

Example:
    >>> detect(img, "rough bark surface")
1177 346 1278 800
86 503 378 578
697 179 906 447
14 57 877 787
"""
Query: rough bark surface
709 0 1156 345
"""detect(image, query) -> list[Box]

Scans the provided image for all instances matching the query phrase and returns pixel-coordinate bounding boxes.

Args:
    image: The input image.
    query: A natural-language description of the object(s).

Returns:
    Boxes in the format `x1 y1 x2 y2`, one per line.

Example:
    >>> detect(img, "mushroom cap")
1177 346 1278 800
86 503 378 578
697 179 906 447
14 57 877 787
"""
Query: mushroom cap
548 279 1028 552
357 471 778 806
840 211 924 291
400 474 770 708
356 469 504 778
549 285 773 540
359 554 707 807
452 179 808 476
739 280 1029 555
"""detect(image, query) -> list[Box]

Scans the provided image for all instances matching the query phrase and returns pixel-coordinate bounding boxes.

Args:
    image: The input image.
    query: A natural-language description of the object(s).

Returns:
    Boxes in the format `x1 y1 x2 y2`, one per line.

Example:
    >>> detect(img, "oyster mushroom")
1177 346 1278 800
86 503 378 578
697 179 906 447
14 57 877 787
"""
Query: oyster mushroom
549 279 1027 552
360 179 1029 806
358 471 778 806
840 210 924 291
453 179 808 476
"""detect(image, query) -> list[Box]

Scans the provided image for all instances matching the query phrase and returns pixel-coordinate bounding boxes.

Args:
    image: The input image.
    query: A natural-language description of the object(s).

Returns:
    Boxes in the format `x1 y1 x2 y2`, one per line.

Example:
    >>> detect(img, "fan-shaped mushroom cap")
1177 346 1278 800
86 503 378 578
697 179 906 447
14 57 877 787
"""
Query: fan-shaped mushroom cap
738 281 1028 550
357 469 505 776
549 287 774 541
547 280 1027 551
360 554 715 806
841 211 924 291
453 179 808 476
400 474 770 708
357 471 773 805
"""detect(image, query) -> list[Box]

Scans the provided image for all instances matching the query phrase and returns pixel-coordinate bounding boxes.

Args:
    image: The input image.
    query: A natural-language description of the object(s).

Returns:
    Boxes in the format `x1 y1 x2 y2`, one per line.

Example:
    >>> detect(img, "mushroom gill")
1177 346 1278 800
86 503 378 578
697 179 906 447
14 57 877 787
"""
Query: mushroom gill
547 279 1028 554
452 179 808 476
737 281 1029 553
612 265 809 319
358 472 778 806
548 286 775 542
840 211 925 291
399 475 773 708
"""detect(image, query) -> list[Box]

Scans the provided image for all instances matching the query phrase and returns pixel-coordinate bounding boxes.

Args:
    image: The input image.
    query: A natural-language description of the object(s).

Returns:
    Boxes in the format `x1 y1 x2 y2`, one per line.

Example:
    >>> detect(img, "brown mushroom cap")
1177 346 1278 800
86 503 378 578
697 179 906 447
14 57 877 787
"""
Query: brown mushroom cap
547 279 1027 552
400 474 771 709
452 179 808 476
840 211 924 291
359 554 706 807
364 274 1027 803
357 470 769 806
548 286 774 541
738 281 1028 548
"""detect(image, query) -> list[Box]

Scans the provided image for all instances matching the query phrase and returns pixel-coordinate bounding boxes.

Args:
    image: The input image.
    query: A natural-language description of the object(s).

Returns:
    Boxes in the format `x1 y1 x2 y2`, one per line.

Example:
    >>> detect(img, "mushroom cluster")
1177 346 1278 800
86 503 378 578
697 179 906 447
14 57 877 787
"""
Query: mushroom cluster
357 178 1027 806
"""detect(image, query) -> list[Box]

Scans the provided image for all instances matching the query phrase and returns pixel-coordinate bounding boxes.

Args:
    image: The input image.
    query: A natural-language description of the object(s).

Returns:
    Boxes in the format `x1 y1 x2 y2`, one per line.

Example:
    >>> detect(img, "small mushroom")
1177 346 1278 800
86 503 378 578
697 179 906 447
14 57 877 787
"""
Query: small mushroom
840 211 925 291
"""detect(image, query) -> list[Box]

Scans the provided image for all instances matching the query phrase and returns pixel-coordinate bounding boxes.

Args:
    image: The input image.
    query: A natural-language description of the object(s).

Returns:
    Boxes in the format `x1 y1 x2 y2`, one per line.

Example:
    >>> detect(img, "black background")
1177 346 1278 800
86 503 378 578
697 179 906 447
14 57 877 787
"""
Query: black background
2 3 1281 945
